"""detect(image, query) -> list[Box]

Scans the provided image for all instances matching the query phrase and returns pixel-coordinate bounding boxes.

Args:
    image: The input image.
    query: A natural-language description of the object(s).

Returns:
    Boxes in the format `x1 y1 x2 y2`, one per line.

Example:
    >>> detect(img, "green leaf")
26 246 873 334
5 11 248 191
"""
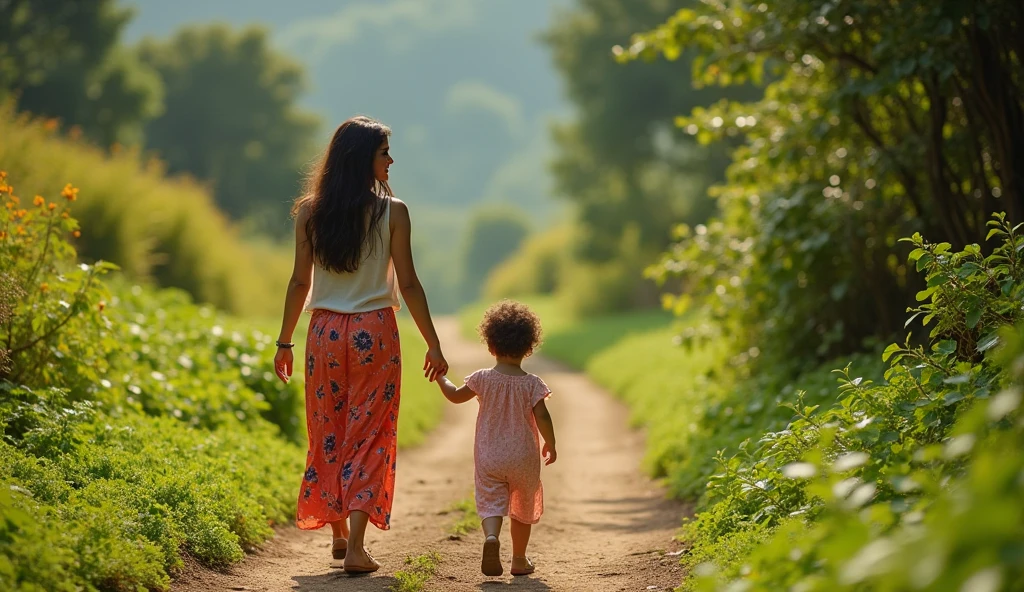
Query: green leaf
966 307 982 329
957 262 982 279
976 333 1000 352
882 343 901 362
934 340 956 356
916 253 934 272
986 227 1005 240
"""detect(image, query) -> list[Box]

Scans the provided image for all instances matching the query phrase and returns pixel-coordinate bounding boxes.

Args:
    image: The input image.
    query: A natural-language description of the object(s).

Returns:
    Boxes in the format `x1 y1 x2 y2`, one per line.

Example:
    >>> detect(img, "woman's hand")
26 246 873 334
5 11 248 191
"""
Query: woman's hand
423 346 448 382
274 348 294 384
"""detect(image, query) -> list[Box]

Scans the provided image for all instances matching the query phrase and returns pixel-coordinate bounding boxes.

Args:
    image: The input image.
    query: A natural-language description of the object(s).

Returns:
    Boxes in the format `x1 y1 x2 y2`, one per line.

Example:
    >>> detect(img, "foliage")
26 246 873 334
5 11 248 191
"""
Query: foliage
0 172 303 590
0 112 293 316
0 388 303 591
1 174 115 392
137 24 319 231
633 0 1024 365
0 0 164 147
459 205 530 303
672 225 1024 590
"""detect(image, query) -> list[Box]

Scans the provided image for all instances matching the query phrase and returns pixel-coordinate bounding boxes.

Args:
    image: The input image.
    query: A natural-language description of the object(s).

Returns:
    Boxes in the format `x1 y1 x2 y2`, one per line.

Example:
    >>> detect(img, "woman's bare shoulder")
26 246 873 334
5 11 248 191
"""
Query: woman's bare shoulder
390 198 410 222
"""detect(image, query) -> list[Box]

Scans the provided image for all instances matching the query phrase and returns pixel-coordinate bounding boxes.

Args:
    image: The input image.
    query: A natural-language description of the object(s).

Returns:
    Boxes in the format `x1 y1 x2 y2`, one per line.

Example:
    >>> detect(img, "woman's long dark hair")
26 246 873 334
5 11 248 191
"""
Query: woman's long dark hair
293 116 393 273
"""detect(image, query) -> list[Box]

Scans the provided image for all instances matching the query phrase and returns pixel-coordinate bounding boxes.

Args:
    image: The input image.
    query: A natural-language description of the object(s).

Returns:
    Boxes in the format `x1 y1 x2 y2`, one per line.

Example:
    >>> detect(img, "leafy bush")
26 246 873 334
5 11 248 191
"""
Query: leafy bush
0 107 292 316
631 0 1023 366
0 171 304 591
678 218 1024 590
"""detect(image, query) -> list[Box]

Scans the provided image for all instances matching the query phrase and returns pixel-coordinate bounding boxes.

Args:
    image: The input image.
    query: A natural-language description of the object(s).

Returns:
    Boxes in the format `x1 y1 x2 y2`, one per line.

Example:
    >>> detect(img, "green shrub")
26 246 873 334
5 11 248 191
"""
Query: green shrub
0 109 291 316
680 216 1024 590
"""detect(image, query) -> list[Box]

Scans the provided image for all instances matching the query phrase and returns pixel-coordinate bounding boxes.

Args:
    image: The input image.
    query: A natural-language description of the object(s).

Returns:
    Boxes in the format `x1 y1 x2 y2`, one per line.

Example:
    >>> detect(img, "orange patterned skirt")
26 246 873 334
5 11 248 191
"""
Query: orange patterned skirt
296 307 401 531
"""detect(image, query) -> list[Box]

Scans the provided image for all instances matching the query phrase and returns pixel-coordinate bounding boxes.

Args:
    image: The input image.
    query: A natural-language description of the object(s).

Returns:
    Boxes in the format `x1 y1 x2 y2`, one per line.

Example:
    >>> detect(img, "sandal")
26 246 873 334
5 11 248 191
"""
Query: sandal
481 535 503 577
331 538 347 560
343 548 380 574
511 556 535 576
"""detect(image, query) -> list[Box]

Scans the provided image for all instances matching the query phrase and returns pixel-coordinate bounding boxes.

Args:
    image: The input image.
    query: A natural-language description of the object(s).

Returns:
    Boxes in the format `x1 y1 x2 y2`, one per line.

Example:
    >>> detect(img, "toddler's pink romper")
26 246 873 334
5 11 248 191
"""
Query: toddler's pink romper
465 368 552 524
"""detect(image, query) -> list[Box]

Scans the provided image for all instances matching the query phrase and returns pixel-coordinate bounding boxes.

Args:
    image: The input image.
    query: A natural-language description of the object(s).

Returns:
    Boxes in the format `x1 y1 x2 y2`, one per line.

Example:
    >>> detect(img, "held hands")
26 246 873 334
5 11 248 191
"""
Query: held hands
542 442 557 465
423 346 448 382
274 348 294 384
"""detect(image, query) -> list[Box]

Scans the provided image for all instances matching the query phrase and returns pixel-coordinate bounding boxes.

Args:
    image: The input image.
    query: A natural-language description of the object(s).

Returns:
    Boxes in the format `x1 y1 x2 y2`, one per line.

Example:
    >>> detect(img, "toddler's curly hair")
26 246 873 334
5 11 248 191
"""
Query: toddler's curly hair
477 300 543 359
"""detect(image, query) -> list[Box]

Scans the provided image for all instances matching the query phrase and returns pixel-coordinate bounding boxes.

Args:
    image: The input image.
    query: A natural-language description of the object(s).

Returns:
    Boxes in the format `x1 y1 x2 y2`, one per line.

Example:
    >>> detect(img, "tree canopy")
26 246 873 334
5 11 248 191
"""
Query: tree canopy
137 25 320 228
632 0 1024 363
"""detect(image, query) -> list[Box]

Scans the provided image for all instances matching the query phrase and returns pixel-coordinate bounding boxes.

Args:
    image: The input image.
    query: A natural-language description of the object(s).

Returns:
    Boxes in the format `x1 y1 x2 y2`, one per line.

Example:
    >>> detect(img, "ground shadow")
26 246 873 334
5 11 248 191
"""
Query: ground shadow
292 570 399 591
479 575 554 590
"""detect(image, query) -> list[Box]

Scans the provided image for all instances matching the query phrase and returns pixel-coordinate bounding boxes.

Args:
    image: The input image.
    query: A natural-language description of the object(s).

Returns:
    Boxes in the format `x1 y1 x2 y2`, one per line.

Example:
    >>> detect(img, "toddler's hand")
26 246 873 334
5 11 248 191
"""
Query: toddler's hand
542 442 557 465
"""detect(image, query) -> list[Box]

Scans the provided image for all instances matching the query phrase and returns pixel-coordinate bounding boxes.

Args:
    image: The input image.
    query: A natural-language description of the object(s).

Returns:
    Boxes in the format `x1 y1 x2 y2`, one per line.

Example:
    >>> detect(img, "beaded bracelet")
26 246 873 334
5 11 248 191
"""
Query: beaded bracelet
275 341 295 349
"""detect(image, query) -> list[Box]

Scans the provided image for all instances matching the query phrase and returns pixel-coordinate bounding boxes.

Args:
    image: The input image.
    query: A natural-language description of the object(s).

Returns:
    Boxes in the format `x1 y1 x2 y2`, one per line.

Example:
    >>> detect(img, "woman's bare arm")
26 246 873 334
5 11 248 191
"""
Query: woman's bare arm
390 198 448 381
274 207 314 382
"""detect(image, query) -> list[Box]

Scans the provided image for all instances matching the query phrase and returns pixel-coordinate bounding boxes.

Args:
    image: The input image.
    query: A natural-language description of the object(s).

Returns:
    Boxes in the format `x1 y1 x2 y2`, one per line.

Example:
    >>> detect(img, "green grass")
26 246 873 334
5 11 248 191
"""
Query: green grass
443 496 480 539
389 551 441 592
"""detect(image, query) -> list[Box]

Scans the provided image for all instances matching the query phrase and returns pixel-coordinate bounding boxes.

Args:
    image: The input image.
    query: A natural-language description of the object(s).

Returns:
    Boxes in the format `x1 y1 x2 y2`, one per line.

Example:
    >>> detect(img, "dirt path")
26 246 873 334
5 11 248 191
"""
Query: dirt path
174 317 688 592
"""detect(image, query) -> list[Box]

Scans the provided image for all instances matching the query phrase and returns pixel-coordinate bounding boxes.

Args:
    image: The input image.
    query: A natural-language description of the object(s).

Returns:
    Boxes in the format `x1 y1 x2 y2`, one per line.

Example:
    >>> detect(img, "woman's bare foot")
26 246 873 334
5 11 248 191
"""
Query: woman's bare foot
342 548 380 574
510 555 535 576
331 538 347 560
481 535 503 577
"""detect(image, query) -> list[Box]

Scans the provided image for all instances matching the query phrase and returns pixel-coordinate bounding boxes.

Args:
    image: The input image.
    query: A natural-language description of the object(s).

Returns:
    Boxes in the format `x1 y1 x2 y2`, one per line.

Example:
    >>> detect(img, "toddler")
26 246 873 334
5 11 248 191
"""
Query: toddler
435 300 557 577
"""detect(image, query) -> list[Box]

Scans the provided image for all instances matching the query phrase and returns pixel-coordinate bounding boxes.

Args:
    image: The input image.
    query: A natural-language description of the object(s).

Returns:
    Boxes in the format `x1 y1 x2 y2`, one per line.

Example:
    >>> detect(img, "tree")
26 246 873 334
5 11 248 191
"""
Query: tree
541 0 759 261
460 206 531 302
137 25 320 228
634 0 1024 364
0 0 164 146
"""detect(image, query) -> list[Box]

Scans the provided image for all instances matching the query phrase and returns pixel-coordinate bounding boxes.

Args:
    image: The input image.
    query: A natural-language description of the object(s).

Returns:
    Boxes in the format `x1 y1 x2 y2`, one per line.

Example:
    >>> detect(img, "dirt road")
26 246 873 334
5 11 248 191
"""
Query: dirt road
174 317 688 592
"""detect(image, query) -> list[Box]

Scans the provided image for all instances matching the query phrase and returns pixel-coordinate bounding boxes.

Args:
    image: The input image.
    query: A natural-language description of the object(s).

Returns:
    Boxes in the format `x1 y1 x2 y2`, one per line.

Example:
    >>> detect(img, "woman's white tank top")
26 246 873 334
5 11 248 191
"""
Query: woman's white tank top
305 198 401 314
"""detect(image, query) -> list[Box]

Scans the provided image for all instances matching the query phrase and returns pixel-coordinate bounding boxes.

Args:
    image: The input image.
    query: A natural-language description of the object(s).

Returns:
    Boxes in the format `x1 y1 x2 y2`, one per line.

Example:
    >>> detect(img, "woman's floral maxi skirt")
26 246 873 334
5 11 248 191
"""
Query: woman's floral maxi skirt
296 308 401 531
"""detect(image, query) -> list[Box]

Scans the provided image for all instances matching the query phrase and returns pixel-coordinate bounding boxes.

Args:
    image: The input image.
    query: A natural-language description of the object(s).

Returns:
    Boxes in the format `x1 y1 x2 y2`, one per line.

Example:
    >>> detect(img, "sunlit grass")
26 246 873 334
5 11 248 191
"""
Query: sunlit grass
389 551 441 592
442 496 479 539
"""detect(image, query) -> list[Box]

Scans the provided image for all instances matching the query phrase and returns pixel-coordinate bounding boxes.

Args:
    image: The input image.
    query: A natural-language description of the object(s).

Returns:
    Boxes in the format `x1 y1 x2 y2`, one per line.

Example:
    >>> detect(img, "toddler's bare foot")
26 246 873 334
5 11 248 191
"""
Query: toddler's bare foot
481 535 503 576
511 555 535 576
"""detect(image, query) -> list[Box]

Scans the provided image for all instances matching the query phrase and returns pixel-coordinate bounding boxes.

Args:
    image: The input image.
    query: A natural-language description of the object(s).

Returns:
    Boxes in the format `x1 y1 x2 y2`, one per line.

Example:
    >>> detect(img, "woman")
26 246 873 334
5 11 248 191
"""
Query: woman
274 116 448 574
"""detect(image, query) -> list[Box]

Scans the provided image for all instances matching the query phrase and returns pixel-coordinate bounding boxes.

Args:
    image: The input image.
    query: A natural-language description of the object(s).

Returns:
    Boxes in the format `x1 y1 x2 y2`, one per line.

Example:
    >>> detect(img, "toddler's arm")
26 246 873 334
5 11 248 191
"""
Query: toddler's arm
533 400 557 465
436 375 476 404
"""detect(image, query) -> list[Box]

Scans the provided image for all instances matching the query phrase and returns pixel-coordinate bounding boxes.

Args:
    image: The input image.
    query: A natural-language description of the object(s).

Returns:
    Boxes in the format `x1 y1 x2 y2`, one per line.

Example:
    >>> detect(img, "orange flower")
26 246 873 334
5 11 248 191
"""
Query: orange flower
0 231 6 240
61 184 79 201
73 230 81 238
8 194 18 203
33 195 45 207
48 202 57 211
15 226 25 235
61 211 70 219
0 171 6 181
43 119 59 132
16 209 27 218
40 283 49 293
98 301 106 312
